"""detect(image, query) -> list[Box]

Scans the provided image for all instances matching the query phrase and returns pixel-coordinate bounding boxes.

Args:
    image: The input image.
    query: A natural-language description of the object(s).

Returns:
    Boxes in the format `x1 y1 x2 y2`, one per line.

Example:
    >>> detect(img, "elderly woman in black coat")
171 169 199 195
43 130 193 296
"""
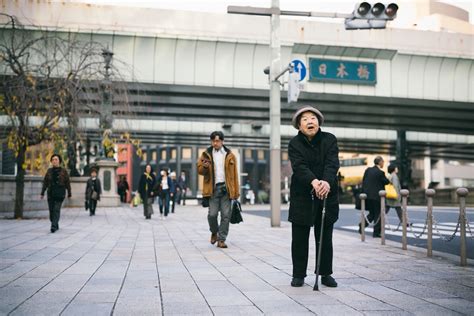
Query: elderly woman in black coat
288 106 340 288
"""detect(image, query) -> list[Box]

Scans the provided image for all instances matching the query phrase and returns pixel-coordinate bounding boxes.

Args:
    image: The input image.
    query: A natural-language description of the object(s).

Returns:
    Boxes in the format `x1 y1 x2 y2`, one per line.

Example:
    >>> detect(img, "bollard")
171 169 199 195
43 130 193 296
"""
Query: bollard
379 190 386 245
400 189 410 250
426 189 436 257
359 193 367 242
456 188 469 266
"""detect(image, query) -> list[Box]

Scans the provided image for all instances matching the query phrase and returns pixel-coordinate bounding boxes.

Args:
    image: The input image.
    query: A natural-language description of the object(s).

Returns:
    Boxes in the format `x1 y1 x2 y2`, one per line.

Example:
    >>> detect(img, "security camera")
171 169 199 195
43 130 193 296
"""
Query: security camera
263 66 270 75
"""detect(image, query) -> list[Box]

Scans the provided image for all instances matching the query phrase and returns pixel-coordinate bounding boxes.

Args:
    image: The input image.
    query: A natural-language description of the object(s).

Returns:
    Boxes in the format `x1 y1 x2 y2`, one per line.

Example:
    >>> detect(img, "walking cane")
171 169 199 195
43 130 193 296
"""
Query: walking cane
313 196 327 291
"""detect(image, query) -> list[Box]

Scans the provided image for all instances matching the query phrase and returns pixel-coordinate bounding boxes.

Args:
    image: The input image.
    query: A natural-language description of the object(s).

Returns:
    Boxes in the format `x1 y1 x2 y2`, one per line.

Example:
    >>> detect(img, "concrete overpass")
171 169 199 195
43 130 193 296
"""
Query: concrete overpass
1 0 474 192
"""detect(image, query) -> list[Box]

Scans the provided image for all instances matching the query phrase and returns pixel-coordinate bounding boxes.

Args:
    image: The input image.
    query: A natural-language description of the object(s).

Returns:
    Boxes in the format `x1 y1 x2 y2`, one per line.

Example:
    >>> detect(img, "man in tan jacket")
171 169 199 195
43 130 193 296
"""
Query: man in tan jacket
198 131 240 248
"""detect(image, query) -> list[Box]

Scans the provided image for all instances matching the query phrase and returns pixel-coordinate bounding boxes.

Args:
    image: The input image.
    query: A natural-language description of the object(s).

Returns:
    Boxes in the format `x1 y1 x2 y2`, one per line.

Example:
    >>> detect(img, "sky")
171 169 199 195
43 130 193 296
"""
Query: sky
64 0 474 24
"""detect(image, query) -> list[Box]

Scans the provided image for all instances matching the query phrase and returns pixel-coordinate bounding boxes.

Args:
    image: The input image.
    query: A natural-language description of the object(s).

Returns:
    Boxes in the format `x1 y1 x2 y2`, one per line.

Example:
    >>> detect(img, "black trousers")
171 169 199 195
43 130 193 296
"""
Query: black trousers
171 193 176 213
119 193 127 203
89 199 97 215
48 199 63 230
366 199 381 236
291 222 334 278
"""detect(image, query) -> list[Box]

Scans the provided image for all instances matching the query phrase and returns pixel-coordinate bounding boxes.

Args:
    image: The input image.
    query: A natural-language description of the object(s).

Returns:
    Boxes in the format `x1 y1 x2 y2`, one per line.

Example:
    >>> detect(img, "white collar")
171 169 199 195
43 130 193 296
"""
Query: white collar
213 147 225 154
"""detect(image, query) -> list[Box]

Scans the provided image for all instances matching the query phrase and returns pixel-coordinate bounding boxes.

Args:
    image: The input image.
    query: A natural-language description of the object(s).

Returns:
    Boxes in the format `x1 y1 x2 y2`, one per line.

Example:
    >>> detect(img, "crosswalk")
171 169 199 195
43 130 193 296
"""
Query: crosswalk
340 221 472 240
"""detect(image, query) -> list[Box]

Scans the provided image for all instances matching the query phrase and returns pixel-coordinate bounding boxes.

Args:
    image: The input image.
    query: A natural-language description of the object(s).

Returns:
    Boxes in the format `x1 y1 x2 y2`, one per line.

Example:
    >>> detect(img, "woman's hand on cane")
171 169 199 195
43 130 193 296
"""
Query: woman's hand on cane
316 180 330 200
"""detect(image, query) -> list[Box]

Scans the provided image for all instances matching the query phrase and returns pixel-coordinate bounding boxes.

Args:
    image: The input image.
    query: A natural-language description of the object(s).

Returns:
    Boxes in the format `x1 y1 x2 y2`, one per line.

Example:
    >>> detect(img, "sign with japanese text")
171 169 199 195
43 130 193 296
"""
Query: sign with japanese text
308 58 376 85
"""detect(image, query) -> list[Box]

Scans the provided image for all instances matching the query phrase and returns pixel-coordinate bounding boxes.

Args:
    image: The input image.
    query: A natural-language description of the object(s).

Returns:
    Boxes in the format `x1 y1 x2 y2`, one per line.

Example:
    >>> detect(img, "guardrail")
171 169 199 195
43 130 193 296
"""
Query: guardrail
359 187 471 266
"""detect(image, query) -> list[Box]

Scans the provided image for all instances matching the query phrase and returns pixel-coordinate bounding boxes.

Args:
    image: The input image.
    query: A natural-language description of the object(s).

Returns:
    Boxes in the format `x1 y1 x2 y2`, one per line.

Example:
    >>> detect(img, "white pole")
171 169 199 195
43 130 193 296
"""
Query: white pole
270 0 281 227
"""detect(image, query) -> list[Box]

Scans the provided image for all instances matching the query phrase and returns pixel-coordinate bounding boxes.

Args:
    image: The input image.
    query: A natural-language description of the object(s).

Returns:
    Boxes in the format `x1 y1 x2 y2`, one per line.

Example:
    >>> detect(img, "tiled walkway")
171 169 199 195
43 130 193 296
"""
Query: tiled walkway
1 205 473 315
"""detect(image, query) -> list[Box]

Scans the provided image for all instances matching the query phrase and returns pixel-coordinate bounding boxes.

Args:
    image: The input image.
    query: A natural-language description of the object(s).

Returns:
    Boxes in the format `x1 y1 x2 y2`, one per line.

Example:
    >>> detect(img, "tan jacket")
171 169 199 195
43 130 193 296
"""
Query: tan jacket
197 146 240 199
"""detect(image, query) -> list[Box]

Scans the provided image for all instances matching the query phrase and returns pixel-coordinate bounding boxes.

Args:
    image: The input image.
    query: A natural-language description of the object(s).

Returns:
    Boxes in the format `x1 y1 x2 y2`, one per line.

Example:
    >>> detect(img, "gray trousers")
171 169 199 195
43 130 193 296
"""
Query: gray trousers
144 197 154 217
208 184 231 241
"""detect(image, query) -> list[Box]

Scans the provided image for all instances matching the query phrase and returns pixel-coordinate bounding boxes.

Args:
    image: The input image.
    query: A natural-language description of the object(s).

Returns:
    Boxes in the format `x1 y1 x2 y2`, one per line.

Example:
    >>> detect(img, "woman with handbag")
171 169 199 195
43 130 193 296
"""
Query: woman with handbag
139 164 156 220
385 164 407 225
85 167 102 216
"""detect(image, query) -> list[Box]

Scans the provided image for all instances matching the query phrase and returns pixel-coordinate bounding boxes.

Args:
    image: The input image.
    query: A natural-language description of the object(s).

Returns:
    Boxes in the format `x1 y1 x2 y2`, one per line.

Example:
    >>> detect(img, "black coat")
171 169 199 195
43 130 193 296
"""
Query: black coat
138 173 156 200
362 166 390 200
288 130 340 226
85 177 102 201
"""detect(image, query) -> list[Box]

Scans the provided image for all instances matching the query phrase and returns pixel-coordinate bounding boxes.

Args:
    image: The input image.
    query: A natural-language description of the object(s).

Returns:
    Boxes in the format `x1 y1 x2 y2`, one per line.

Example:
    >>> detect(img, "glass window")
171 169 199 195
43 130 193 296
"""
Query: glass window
152 151 157 161
257 150 264 160
161 149 166 160
182 148 192 159
282 152 288 161
171 148 177 159
245 149 252 159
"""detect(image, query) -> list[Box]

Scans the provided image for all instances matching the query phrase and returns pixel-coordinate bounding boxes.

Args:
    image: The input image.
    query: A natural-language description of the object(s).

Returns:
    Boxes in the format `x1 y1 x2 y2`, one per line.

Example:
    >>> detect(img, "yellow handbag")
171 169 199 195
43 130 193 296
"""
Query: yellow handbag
385 183 398 199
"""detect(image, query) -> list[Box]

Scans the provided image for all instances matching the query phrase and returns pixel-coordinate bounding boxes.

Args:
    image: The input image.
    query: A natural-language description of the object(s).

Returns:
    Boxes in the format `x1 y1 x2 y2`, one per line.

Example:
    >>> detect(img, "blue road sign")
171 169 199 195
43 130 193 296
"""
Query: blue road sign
309 58 376 85
291 59 306 81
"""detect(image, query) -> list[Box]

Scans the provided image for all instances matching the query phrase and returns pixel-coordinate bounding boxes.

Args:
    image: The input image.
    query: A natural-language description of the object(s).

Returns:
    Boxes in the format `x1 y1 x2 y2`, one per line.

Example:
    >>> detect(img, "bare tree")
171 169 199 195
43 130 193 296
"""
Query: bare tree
0 14 108 218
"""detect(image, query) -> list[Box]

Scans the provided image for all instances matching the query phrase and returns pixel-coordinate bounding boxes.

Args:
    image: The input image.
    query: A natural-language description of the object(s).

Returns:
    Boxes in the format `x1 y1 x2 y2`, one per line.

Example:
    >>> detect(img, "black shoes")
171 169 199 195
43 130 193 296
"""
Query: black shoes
291 277 305 287
50 227 57 233
321 275 338 287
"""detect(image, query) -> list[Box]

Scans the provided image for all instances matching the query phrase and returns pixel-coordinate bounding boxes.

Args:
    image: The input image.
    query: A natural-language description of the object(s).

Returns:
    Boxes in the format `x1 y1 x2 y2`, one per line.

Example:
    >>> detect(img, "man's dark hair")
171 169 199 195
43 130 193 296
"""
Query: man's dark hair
374 156 384 166
387 164 397 174
210 131 224 141
50 153 62 163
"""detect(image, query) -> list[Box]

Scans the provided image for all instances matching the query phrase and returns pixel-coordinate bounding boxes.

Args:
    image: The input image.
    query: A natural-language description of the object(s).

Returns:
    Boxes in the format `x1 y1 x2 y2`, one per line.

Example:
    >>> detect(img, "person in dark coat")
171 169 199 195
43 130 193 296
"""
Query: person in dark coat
177 171 188 205
361 156 390 237
169 172 178 213
40 154 72 233
154 169 174 219
288 106 340 288
138 164 156 219
85 167 102 216
117 176 129 203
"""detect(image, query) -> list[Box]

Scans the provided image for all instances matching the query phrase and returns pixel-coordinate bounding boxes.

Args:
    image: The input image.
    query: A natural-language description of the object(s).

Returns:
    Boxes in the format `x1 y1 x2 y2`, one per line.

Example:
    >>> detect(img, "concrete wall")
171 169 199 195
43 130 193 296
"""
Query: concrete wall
0 175 89 214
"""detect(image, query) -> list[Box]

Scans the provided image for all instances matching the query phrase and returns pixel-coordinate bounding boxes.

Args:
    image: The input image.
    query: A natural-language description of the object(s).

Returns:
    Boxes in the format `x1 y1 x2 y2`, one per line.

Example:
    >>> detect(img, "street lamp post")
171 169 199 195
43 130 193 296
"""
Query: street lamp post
100 48 114 160
269 0 282 227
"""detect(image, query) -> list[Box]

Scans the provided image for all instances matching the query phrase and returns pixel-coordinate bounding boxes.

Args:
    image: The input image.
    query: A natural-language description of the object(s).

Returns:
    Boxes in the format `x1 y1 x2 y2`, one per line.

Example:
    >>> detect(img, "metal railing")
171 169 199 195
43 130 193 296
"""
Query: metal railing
359 187 471 266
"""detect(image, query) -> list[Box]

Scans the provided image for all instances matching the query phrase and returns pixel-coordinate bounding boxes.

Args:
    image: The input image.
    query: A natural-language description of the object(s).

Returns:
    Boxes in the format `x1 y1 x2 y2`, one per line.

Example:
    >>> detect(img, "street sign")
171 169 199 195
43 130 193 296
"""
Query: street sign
309 58 376 85
291 59 307 81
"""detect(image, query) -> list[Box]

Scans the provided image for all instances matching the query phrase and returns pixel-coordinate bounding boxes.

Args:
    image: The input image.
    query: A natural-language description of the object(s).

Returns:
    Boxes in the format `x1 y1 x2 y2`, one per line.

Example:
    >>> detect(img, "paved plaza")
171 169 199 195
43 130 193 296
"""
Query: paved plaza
1 204 473 315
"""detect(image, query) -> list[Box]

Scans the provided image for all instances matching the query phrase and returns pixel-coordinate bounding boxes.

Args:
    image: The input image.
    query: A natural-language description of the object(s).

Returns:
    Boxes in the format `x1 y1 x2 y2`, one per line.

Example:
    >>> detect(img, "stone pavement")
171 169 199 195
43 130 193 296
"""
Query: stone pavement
1 204 473 315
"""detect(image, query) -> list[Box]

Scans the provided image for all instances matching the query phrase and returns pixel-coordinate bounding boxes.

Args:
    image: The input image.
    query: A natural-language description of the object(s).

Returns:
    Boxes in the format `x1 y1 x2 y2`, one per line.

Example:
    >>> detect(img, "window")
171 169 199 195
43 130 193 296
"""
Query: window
340 158 367 167
182 148 192 159
142 151 147 161
152 151 157 161
161 149 166 160
257 150 264 160
282 152 288 161
171 148 177 159
245 149 252 159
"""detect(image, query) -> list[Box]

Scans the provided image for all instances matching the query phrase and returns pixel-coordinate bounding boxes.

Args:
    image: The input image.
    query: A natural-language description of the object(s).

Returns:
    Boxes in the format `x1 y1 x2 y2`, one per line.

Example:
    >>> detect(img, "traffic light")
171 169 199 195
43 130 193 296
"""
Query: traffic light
345 2 398 30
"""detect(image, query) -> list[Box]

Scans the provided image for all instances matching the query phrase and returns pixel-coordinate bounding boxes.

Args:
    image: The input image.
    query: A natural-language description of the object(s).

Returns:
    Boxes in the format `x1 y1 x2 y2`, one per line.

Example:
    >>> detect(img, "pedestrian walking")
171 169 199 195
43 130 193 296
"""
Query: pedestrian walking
361 156 390 237
288 106 340 288
138 164 156 219
40 154 72 233
169 171 178 213
197 131 240 249
85 167 102 216
154 169 173 219
117 176 129 203
385 164 407 225
177 171 188 205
